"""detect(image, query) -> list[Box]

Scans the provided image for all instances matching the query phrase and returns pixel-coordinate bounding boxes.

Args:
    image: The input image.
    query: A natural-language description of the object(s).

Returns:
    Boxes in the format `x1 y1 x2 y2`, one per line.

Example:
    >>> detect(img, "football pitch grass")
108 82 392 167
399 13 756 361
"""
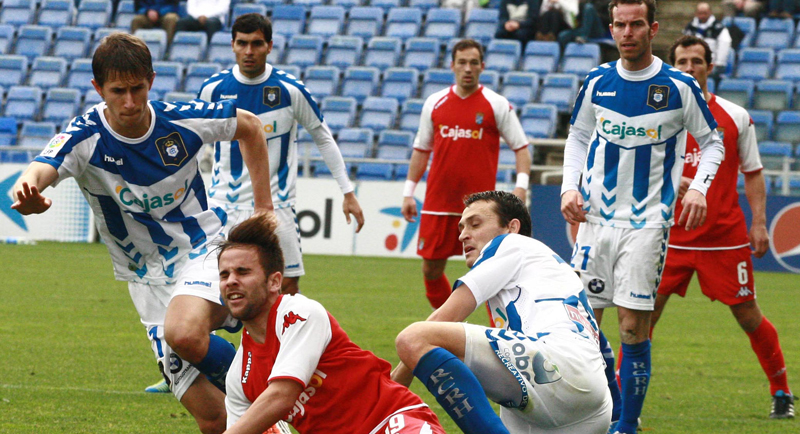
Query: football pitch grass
0 242 797 433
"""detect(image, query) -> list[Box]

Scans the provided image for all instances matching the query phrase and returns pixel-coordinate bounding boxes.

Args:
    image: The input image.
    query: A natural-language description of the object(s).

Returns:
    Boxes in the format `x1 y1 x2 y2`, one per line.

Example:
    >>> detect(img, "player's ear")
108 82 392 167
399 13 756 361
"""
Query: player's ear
91 79 103 99
267 271 283 296
508 219 521 234
650 21 659 39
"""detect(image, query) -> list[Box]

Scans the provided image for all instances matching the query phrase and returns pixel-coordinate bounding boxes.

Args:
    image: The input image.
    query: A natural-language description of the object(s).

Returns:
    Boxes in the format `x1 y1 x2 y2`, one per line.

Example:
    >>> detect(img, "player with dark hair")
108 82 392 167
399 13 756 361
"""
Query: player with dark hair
393 191 611 434
402 38 531 309
658 34 794 419
12 33 272 434
560 1 725 433
218 214 445 434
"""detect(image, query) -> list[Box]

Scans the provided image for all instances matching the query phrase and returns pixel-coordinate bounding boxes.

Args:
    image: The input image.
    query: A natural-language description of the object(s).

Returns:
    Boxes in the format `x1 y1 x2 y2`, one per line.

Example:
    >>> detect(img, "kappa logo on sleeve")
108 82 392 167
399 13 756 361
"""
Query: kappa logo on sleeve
282 311 307 333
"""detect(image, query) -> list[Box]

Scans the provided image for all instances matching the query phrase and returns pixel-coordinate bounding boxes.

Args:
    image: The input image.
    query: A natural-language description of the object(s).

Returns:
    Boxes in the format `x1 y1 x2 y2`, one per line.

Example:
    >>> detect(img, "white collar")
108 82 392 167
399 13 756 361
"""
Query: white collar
232 63 273 85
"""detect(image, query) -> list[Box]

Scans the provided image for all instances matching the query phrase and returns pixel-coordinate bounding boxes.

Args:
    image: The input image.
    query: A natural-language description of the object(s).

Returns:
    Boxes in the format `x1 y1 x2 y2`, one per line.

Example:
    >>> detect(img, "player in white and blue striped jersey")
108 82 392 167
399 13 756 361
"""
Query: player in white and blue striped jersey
11 33 273 434
197 14 364 295
559 2 725 434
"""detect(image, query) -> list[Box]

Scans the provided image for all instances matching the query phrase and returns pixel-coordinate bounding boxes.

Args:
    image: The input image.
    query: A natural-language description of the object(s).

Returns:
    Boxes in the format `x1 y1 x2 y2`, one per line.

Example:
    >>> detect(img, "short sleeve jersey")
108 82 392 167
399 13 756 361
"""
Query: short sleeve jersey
198 64 324 210
34 100 237 284
455 234 600 347
569 58 718 229
669 94 762 249
225 294 431 433
415 85 528 214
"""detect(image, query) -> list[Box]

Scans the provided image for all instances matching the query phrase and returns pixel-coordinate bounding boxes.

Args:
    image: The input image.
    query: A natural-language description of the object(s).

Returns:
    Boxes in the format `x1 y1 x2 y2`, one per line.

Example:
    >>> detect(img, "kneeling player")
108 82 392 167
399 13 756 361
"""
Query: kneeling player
218 214 445 434
392 191 612 434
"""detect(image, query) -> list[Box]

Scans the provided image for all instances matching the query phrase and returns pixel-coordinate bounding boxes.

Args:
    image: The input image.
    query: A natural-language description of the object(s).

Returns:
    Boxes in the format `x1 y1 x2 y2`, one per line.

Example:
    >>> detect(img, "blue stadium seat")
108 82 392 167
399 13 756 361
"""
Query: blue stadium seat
716 78 755 108
308 6 346 38
749 110 774 142
729 16 756 47
296 128 315 169
185 62 222 94
272 6 306 38
465 8 498 46
753 79 793 111
15 25 53 61
755 18 794 50
76 0 111 31
502 71 539 108
520 103 558 138
53 27 91 61
91 27 126 55
0 55 28 87
359 96 399 130
372 0 401 13
207 31 232 64
303 65 340 99
115 0 135 28
497 148 519 182
169 32 207 64
18 120 56 147
270 34 286 65
1 0 35 26
735 48 774 80
486 39 521 73
774 111 800 144
4 85 42 122
410 0 439 14
320 96 357 132
164 91 195 102
376 142 411 162
403 37 439 72
775 48 800 81
0 116 17 145
480 70 499 89
423 8 461 42
773 175 800 196
286 35 324 69
256 0 288 7
324 36 363 70
0 24 16 55
231 3 267 28
386 8 422 41
356 161 394 180
523 41 560 74
378 129 414 148
364 37 402 71
399 98 424 132
151 61 183 96
346 7 384 39
37 0 75 29
335 0 366 10
561 42 601 76
342 66 379 103
82 89 103 114
539 73 579 113
29 56 67 90
42 87 80 123
381 67 418 104
337 127 374 179
274 64 302 80
421 68 454 99
293 0 325 7
758 141 793 169
134 29 168 60
67 58 95 93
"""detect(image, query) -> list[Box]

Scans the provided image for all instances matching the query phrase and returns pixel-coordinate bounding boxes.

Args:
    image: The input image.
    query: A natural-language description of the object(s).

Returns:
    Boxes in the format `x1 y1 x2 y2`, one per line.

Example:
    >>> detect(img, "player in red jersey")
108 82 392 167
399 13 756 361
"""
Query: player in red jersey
217 214 445 434
401 38 531 309
653 35 794 419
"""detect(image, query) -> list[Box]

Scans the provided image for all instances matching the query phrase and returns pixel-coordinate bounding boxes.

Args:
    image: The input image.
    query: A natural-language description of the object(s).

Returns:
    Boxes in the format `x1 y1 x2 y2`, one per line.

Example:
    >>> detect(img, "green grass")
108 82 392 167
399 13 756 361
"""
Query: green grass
0 242 797 433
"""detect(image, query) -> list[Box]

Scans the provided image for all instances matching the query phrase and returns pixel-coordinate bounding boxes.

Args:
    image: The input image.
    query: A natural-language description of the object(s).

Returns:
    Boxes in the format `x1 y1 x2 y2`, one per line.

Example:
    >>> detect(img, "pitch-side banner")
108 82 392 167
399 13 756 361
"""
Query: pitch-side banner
530 185 800 274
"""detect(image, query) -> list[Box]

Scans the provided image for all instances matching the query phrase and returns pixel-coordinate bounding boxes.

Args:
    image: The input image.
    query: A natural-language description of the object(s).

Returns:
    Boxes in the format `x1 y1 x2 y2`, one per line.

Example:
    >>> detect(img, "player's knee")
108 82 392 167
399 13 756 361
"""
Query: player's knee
421 261 446 280
165 326 208 364
195 410 226 434
396 322 430 366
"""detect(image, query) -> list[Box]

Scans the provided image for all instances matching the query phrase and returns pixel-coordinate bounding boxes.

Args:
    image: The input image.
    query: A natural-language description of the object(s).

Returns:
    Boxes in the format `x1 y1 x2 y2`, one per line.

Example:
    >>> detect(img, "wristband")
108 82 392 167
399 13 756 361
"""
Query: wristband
403 180 417 197
515 172 530 189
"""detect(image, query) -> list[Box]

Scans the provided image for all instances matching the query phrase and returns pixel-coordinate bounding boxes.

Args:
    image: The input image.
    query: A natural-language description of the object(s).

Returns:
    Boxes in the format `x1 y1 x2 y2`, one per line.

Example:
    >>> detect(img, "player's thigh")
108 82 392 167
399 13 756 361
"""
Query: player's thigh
275 206 304 277
571 223 615 309
657 248 696 297
417 214 462 260
612 227 670 311
377 408 446 434
695 247 755 305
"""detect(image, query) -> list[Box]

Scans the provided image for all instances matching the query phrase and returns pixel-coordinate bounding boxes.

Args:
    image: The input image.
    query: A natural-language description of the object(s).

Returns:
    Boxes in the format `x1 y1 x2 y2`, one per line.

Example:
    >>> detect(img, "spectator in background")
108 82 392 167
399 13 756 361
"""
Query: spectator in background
767 0 799 18
684 2 731 81
131 0 180 45
495 0 540 45
558 0 611 48
175 0 229 42
536 0 579 42
722 0 765 18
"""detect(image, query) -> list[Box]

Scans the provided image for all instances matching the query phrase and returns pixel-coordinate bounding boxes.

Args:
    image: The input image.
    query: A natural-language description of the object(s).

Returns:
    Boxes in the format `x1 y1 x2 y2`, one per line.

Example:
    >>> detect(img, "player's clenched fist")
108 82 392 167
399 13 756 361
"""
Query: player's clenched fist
678 189 707 231
560 190 587 225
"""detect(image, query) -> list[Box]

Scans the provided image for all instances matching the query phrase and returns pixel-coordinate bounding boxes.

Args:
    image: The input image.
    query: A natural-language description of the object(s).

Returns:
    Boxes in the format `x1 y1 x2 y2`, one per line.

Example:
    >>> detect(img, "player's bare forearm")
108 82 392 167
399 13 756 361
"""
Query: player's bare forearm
234 109 274 213
744 171 768 257
677 176 692 199
426 287 478 323
678 189 707 230
391 361 415 387
11 162 58 215
560 190 587 225
406 149 429 184
342 192 365 232
224 380 301 434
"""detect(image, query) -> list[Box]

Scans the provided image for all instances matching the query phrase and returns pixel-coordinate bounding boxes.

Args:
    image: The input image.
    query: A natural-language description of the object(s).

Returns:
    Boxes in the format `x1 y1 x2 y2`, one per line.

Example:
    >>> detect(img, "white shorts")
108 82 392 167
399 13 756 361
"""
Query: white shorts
218 205 305 278
570 222 669 311
463 324 612 433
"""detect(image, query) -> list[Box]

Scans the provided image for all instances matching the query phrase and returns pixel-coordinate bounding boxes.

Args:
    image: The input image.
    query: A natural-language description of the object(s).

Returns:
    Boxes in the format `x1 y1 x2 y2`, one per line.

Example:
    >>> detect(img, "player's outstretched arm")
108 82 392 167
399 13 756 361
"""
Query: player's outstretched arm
11 162 58 215
342 192 365 233
678 189 708 231
224 379 302 434
401 150 430 222
233 108 274 214
744 171 768 257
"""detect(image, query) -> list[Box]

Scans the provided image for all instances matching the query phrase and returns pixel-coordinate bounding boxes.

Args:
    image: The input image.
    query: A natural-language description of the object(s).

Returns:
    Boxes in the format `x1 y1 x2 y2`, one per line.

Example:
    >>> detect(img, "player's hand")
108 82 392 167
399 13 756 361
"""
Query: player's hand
505 20 520 32
390 362 415 388
512 187 526 202
11 182 52 215
677 176 692 200
749 223 769 258
401 196 417 223
560 190 587 225
342 192 365 233
678 189 707 230
146 9 159 22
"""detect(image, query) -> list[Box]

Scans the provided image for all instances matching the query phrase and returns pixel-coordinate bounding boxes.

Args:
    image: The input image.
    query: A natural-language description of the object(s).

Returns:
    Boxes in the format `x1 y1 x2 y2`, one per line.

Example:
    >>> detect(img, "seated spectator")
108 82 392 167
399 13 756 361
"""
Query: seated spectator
495 0 540 46
722 0 765 18
175 0 229 41
536 0 579 42
558 0 611 48
684 2 731 80
131 0 180 45
767 0 799 18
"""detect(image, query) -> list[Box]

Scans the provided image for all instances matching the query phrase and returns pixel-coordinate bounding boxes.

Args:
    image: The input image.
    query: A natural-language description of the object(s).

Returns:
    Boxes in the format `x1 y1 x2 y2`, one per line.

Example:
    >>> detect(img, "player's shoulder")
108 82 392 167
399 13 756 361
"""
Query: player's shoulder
586 61 617 81
199 67 232 87
424 87 452 110
661 63 700 87
152 99 235 120
478 85 513 108
277 294 327 320
711 93 749 117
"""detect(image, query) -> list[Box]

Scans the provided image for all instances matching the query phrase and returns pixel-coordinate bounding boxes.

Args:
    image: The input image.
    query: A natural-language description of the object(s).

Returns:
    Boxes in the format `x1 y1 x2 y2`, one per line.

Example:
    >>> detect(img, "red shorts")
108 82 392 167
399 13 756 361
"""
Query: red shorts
373 407 445 434
417 213 463 260
657 246 756 305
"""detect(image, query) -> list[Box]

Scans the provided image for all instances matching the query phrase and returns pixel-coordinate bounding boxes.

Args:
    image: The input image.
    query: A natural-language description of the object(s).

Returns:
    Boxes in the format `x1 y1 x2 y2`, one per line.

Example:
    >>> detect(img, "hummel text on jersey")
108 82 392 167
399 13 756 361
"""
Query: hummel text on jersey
221 94 238 99
282 311 307 333
596 91 617 97
104 155 123 165
439 125 484 141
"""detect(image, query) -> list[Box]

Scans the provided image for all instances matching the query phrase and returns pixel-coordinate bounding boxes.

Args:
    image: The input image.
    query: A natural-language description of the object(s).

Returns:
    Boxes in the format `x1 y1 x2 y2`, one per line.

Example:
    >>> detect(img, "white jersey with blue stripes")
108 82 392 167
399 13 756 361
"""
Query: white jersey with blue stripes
568 58 719 229
198 64 323 210
34 100 238 284
455 233 600 346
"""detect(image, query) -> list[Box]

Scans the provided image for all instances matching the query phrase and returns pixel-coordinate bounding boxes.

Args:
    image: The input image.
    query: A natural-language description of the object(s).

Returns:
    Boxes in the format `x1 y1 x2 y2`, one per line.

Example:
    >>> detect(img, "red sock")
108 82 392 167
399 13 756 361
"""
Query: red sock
615 344 623 389
424 275 451 309
746 317 790 396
